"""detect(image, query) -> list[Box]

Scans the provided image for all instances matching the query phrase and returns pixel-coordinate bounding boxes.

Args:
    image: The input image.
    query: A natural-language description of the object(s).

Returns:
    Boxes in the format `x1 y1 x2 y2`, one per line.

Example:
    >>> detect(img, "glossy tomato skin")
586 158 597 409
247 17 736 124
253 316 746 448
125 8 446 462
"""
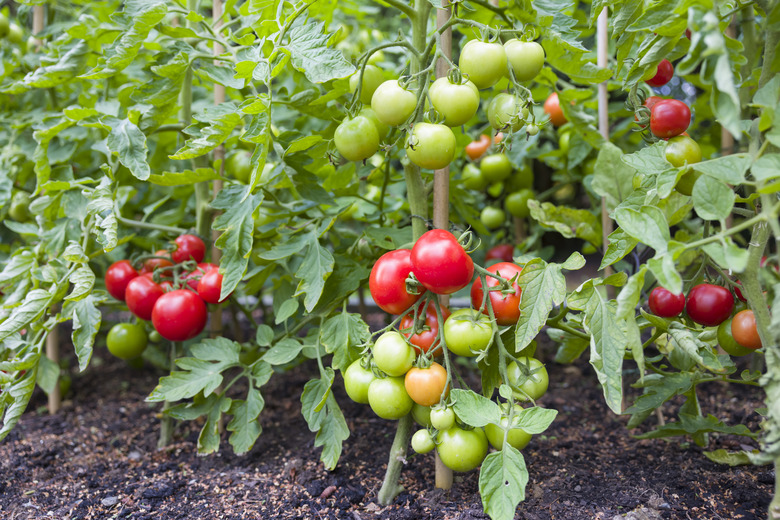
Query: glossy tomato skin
404 362 448 406
646 59 674 87
650 99 690 138
368 376 414 420
718 318 754 356
648 287 685 317
343 359 376 404
372 331 415 376
172 234 206 264
198 268 228 304
106 323 148 360
334 115 380 162
105 260 139 301
507 357 549 401
685 283 734 327
125 273 165 321
410 229 474 295
400 303 451 355
429 77 480 127
731 310 762 350
458 40 507 89
470 262 523 325
436 426 488 472
369 249 424 315
442 308 493 357
543 92 567 127
406 123 457 170
486 244 514 263
465 135 491 161
151 289 208 342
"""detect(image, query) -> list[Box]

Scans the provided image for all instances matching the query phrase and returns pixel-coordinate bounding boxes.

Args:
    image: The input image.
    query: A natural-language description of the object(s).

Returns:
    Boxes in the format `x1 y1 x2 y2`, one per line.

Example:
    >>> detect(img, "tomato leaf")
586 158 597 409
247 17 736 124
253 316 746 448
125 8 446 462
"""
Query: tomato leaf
450 389 501 427
478 446 528 520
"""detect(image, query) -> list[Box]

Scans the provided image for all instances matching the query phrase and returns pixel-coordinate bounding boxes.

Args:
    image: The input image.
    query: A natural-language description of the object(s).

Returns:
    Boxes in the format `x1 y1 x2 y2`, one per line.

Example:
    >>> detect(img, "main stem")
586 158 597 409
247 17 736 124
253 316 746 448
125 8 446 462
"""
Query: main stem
377 0 431 506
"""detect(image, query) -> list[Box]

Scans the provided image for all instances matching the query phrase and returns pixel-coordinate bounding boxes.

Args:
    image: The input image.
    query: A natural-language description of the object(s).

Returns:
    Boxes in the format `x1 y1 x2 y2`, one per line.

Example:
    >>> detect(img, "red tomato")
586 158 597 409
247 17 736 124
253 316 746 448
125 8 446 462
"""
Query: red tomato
465 135 491 161
731 310 762 350
646 59 674 87
399 302 451 355
648 287 685 317
471 262 523 325
105 260 139 301
685 283 734 327
125 273 165 321
486 244 514 263
143 250 174 275
650 99 690 138
151 289 208 342
404 362 449 406
172 234 206 264
369 249 425 314
410 230 474 295
198 268 229 304
543 93 567 127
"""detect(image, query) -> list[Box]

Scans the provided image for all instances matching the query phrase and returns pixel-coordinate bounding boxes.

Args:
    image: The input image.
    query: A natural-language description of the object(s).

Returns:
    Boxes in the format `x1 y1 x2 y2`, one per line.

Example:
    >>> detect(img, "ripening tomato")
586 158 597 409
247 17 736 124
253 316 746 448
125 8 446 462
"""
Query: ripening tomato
686 283 734 327
368 376 414 420
343 359 376 404
172 234 206 264
125 273 165 321
405 362 448 406
105 260 139 301
400 302 451 354
334 115 380 162
503 40 544 82
646 59 674 87
507 357 549 401
406 123 457 170
459 40 507 89
436 426 488 472
648 287 685 317
486 244 514 263
650 99 690 138
410 229 474 295
369 249 425 315
372 331 415 376
349 64 384 104
371 80 417 126
442 308 493 357
429 77 480 127
465 135 491 161
731 310 762 350
543 92 567 127
471 262 523 325
198 268 229 304
151 289 208 342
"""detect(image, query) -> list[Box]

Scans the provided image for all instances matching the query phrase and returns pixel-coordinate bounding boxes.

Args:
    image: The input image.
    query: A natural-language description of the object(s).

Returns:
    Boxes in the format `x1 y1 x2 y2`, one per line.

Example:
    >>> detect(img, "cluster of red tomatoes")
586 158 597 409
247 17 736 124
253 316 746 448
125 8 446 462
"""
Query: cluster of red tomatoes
648 282 762 356
104 234 229 347
342 229 550 472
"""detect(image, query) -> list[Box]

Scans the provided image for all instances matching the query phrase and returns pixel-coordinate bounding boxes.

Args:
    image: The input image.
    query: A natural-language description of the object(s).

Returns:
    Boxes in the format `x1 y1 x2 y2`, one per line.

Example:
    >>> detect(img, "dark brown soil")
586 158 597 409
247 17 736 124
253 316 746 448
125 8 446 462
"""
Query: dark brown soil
0 345 771 520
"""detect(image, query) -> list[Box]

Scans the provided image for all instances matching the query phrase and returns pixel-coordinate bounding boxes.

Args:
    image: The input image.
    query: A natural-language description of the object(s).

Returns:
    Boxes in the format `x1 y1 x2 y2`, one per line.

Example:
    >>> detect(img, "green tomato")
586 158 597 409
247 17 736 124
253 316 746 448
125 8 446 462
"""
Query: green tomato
443 308 493 357
486 181 504 198
226 150 252 183
368 376 414 420
411 429 435 454
343 359 376 404
7 23 22 45
334 115 380 162
358 106 389 140
430 406 456 431
406 123 456 170
412 403 432 427
507 357 549 401
371 80 417 126
436 426 488 472
8 191 31 222
485 414 532 451
349 64 384 104
106 323 148 360
429 77 480 127
503 40 545 82
718 319 754 357
480 206 506 230
505 189 535 218
480 154 513 183
675 169 703 197
487 93 526 131
461 163 488 190
372 331 415 376
506 165 534 192
665 135 702 167
459 40 507 89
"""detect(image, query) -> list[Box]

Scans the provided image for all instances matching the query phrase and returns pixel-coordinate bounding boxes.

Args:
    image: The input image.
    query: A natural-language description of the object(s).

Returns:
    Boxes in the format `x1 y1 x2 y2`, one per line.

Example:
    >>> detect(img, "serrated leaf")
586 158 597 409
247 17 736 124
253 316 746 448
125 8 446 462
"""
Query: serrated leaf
451 389 501 427
479 447 528 520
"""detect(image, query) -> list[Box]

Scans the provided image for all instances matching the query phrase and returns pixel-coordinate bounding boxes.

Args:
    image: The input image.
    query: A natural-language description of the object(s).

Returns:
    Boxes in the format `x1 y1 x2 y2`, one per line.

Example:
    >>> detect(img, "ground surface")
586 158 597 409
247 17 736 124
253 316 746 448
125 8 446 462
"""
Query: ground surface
0 344 771 520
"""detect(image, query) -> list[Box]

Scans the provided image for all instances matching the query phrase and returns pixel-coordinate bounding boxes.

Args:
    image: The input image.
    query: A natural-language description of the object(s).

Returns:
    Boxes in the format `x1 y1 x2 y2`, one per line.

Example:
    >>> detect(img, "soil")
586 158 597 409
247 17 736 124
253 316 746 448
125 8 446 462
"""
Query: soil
0 341 771 520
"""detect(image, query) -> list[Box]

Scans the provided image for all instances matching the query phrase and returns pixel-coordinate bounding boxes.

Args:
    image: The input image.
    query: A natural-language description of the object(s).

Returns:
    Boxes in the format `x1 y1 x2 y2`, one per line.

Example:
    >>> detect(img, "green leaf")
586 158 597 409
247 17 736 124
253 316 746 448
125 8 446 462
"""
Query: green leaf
451 389 501 427
283 20 355 83
479 447 529 520
64 296 101 372
66 267 95 302
294 237 335 312
614 205 670 253
148 168 222 186
692 175 734 221
514 259 567 352
227 386 265 454
0 289 50 342
528 200 602 246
